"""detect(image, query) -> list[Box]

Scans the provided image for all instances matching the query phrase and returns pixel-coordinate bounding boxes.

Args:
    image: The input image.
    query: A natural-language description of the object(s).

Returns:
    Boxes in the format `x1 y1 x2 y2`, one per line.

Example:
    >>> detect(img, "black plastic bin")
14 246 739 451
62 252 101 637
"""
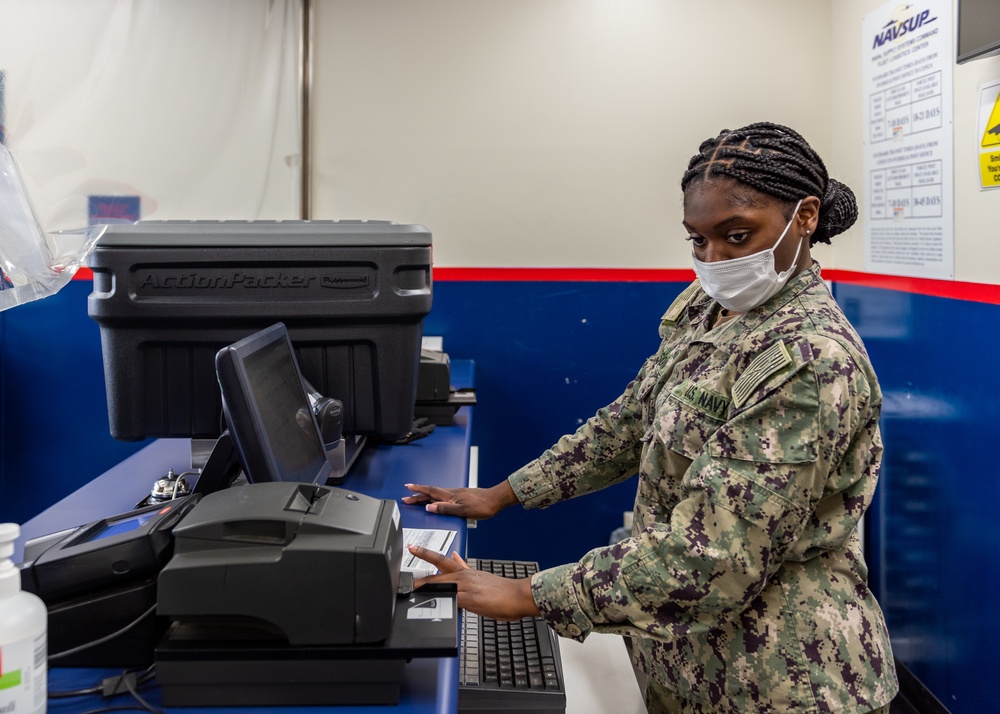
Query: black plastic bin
87 220 432 442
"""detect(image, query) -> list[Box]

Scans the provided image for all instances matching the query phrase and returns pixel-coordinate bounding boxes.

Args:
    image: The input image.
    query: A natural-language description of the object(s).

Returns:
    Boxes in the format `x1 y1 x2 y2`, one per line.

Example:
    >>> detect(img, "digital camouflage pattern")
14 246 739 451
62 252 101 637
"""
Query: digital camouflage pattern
509 262 897 713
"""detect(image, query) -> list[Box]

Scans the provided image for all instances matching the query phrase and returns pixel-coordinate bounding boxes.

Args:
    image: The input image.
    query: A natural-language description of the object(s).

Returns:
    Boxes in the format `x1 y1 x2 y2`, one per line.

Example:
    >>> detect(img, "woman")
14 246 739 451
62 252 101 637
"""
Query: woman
405 122 897 713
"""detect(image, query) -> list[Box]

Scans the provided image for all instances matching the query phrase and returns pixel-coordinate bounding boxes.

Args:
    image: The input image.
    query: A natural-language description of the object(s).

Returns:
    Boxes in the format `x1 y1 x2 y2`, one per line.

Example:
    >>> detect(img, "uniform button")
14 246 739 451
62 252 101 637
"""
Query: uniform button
566 624 582 636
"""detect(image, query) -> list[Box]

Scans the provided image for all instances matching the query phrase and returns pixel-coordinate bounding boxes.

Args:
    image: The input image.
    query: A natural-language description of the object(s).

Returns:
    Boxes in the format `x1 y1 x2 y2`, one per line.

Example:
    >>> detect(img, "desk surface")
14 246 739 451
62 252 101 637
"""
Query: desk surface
21 360 474 714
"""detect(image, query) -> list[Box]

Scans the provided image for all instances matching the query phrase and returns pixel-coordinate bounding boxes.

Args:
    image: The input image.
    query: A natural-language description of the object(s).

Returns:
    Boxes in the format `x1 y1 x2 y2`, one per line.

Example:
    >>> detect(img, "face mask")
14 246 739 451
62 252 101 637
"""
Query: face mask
691 199 803 314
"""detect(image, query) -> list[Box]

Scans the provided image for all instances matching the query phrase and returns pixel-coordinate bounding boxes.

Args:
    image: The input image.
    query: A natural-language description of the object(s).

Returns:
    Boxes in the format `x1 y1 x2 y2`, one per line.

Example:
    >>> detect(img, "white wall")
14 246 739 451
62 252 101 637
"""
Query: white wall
9 1 993 282
0 0 302 231
831 0 1000 284
311 0 835 269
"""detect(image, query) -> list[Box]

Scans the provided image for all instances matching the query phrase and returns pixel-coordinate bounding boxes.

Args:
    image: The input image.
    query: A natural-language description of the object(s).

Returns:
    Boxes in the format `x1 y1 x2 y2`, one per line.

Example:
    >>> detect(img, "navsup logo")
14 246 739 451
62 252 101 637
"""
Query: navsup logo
872 4 937 49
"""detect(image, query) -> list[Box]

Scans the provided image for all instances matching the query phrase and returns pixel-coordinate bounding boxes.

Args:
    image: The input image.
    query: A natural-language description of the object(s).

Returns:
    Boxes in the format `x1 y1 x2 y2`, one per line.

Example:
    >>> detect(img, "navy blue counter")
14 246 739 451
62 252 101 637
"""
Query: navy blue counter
16 360 474 714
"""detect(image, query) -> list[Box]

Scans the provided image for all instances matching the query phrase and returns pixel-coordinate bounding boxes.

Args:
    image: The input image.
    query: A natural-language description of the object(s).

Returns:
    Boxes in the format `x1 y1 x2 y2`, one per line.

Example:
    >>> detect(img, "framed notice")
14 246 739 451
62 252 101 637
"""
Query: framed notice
861 0 954 280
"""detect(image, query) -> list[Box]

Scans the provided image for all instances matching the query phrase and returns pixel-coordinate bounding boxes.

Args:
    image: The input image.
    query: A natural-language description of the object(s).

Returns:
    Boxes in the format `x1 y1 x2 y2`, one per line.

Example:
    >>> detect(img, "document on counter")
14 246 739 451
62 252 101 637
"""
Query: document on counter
402 528 458 578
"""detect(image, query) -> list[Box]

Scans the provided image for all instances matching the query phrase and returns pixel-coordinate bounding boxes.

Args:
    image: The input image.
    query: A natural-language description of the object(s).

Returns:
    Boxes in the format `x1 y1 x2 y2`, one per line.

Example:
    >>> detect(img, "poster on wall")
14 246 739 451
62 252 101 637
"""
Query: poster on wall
976 79 1000 190
861 0 954 280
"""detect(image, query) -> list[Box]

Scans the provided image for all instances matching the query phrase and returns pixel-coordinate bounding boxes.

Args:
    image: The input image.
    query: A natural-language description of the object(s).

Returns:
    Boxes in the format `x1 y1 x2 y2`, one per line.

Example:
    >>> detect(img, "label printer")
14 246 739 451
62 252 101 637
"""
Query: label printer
157 481 402 646
154 481 457 707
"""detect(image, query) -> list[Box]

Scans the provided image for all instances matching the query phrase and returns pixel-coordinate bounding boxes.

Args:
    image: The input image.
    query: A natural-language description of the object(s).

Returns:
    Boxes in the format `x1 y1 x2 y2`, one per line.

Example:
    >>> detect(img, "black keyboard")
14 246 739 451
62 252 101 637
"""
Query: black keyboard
458 558 566 713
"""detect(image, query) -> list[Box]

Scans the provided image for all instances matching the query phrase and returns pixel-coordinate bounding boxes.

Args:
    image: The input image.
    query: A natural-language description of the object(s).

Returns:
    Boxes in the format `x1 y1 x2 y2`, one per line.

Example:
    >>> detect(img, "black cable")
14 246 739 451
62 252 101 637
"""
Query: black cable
121 666 164 714
48 683 102 698
48 663 156 700
49 665 162 714
48 604 157 662
134 663 157 686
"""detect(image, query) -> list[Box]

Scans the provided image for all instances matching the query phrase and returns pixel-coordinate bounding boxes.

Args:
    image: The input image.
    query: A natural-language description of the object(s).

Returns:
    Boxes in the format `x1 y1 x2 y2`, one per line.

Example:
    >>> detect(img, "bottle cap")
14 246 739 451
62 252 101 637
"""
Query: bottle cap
0 523 22 597
0 522 19 560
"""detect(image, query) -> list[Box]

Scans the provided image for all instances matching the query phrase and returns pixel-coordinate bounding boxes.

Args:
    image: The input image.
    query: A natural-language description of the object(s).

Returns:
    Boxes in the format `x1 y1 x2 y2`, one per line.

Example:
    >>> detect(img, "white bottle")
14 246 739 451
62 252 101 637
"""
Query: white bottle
0 523 47 714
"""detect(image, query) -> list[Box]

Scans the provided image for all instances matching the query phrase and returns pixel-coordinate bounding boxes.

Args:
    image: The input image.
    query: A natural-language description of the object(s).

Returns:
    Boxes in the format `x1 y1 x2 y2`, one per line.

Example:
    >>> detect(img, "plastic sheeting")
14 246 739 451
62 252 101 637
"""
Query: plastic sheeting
0 143 103 310
0 0 302 235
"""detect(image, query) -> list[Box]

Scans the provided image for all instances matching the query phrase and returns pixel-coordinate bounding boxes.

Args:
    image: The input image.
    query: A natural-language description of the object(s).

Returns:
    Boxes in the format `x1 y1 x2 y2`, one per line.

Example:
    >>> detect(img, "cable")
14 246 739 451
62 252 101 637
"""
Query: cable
49 664 155 699
48 604 157 662
121 666 164 714
50 665 162 714
48 683 102 698
133 663 157 686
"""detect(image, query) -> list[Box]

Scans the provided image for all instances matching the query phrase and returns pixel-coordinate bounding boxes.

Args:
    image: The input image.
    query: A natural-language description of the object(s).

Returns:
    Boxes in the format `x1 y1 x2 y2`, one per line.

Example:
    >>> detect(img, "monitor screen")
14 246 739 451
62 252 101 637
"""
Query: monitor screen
958 0 1000 63
216 323 332 485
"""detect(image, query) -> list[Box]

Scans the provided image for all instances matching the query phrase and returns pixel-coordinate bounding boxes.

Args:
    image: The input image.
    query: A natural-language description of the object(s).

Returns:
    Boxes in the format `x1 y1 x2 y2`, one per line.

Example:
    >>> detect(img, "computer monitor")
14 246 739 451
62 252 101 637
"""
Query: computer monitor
215 323 331 486
958 0 1000 63
87 220 432 443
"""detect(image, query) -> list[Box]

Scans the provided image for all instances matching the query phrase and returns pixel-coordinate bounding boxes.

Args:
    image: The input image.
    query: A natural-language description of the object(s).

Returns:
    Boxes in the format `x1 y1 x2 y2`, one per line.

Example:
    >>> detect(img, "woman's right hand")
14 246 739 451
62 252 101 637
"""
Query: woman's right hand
402 480 519 520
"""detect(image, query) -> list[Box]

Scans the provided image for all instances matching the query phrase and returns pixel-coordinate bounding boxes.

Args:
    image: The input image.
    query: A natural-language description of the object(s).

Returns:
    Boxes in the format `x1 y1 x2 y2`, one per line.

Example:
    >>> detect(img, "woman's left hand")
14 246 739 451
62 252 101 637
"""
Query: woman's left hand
408 545 542 621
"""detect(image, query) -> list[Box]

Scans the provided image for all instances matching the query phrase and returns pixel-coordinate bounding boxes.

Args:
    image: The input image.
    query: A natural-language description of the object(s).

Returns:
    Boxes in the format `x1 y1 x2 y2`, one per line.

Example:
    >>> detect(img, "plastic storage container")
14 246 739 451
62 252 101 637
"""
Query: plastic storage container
87 220 432 442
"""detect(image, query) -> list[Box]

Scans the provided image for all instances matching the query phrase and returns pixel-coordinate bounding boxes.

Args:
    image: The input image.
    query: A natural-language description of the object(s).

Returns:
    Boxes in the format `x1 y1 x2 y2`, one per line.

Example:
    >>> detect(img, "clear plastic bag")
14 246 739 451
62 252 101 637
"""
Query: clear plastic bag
0 143 104 311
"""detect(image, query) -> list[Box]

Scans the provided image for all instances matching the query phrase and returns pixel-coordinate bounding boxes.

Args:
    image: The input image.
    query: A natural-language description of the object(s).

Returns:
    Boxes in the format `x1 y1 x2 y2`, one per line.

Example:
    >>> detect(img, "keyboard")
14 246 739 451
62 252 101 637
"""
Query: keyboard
459 558 566 712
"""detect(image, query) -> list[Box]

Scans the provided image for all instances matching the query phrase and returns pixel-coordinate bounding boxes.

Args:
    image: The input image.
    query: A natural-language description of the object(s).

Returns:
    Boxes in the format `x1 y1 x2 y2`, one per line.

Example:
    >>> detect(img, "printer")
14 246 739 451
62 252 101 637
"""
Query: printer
157 481 402 645
153 481 457 707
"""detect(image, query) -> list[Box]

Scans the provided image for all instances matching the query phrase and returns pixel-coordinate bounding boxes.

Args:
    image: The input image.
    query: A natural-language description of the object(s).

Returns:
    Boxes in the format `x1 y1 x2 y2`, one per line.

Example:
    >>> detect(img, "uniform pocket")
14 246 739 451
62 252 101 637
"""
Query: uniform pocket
652 388 725 461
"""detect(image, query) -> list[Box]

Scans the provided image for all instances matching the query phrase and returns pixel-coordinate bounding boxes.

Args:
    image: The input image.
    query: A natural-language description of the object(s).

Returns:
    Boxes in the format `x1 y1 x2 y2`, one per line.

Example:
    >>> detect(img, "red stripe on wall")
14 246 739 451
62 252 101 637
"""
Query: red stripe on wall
433 267 695 282
434 266 1000 305
823 269 1000 305
72 264 1000 305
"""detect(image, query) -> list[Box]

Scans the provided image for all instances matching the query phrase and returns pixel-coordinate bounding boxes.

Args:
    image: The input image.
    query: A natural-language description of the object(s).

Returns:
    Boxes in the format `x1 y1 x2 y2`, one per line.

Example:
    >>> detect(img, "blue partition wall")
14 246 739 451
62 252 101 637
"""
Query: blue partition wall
0 276 682 564
835 282 1000 714
0 280 149 524
1 274 998 711
425 279 686 570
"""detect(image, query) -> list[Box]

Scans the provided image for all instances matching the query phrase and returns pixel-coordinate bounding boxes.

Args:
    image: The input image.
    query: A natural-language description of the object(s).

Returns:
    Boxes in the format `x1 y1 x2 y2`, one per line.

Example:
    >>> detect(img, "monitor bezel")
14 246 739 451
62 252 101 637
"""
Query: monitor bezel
215 322 332 486
957 0 1000 64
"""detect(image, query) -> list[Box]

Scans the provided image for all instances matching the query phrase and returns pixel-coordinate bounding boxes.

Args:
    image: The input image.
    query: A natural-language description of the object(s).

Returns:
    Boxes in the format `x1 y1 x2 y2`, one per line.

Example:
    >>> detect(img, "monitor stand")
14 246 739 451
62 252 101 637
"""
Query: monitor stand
192 431 243 496
327 434 366 486
193 430 367 491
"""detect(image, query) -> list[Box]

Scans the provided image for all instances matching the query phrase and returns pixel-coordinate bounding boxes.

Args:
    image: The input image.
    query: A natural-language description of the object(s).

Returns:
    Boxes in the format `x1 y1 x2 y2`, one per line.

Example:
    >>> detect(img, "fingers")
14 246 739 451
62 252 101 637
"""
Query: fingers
451 551 469 569
402 483 429 503
407 544 467 574
402 484 463 515
404 483 451 501
424 500 462 516
407 544 447 567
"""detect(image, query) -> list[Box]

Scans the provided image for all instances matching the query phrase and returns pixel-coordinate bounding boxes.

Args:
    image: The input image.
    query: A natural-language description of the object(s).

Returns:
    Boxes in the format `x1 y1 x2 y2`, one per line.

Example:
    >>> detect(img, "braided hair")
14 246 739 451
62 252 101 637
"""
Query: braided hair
680 122 857 245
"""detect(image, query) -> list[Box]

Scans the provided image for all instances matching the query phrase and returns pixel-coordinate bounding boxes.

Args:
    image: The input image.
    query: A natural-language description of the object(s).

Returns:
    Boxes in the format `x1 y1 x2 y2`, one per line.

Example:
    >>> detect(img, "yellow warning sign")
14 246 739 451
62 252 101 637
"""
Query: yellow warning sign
979 150 1000 187
982 92 1000 148
978 81 1000 189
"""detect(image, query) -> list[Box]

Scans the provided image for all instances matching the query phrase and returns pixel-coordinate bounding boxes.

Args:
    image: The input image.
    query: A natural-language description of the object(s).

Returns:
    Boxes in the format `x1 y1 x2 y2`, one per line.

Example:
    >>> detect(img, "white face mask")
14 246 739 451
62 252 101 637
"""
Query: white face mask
691 200 803 314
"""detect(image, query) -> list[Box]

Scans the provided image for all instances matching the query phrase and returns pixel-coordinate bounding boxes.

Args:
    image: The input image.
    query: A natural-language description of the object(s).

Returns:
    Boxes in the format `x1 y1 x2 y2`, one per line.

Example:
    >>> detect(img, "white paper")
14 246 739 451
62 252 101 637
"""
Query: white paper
402 528 458 578
861 0 954 279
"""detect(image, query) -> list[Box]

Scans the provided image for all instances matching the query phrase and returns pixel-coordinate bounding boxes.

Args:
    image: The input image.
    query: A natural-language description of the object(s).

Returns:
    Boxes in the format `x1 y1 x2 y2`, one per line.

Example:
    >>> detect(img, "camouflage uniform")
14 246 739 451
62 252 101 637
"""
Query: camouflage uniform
509 263 897 713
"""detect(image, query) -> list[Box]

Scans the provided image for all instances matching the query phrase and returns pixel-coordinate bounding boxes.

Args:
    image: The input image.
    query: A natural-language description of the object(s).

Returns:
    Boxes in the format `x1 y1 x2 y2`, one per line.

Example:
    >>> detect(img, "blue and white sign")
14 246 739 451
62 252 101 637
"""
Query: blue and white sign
862 0 954 280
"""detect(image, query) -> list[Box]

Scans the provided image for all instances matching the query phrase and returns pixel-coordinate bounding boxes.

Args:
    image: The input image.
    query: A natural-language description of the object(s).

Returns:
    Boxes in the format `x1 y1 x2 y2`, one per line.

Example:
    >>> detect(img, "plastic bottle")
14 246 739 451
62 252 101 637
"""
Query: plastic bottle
608 511 634 545
0 523 47 714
